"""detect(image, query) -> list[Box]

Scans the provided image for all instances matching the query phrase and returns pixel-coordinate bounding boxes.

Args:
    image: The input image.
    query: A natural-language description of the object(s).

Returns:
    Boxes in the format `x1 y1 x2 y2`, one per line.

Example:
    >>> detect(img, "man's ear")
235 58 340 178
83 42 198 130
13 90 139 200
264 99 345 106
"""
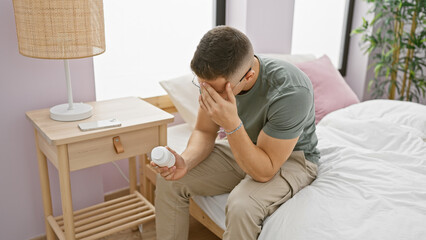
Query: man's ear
246 69 255 82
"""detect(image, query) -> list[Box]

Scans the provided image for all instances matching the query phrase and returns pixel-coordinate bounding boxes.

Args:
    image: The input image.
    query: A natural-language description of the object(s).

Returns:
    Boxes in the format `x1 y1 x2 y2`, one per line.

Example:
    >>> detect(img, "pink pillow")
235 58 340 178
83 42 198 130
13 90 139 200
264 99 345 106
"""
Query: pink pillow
295 55 359 124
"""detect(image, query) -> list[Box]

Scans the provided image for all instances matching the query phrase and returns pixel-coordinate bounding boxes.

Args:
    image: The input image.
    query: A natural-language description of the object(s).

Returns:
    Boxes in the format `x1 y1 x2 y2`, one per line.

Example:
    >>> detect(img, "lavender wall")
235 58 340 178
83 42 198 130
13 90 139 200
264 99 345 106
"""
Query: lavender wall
246 0 295 54
344 0 372 100
0 0 104 239
227 0 295 54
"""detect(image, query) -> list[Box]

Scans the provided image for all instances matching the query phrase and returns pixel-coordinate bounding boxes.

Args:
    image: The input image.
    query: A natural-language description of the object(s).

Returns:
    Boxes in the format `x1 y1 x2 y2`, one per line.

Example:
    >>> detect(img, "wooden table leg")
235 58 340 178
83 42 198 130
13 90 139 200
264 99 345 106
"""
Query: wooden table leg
129 156 137 193
35 130 56 240
139 125 167 204
129 156 139 232
139 156 145 195
159 125 167 148
140 154 157 203
140 154 150 202
57 145 75 240
149 124 168 203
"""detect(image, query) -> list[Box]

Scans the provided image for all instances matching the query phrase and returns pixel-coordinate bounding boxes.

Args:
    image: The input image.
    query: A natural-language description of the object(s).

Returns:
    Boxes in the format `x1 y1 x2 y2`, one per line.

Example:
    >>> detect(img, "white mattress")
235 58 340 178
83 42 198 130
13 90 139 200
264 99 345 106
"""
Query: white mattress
167 100 426 239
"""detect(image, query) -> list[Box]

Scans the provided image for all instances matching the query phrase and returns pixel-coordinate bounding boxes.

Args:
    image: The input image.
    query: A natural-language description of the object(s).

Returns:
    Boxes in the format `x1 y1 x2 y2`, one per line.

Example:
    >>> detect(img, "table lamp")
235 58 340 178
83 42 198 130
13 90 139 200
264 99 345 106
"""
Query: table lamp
13 0 106 121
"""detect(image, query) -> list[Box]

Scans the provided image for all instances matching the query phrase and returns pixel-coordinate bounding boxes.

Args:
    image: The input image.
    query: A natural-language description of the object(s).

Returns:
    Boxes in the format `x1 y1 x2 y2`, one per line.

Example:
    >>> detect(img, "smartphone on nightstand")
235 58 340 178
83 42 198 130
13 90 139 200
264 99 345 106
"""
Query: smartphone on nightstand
78 118 122 131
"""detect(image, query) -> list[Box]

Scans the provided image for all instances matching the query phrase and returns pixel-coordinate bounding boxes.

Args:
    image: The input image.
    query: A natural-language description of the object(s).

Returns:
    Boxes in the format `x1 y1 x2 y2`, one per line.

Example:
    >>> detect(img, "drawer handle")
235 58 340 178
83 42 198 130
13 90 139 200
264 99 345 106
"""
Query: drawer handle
113 136 124 154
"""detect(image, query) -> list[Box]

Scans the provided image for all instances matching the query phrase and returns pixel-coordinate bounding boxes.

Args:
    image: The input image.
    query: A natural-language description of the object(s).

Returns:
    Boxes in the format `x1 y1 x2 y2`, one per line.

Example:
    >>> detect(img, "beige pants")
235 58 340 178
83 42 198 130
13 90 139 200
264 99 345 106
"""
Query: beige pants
155 140 318 240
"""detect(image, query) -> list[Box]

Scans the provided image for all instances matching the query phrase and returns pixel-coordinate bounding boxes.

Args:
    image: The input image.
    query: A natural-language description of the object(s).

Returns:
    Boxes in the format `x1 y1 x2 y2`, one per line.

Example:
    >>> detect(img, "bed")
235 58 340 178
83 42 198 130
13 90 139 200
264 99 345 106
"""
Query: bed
140 54 426 239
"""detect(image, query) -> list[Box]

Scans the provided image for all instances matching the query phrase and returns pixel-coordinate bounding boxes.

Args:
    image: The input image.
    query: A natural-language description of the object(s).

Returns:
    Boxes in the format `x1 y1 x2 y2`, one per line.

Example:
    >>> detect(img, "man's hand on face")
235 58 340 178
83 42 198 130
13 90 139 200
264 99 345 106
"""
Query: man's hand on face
199 82 241 132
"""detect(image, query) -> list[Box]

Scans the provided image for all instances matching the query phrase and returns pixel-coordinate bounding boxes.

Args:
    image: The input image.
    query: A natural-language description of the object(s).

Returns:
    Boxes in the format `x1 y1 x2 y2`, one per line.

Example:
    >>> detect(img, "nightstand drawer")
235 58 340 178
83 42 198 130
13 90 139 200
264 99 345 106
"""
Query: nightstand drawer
68 127 159 171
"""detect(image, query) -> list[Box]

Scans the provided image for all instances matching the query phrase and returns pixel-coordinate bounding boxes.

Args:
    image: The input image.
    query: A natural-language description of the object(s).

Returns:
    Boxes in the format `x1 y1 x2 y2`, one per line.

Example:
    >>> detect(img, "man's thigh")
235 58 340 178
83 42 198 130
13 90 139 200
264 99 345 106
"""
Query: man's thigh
175 140 246 196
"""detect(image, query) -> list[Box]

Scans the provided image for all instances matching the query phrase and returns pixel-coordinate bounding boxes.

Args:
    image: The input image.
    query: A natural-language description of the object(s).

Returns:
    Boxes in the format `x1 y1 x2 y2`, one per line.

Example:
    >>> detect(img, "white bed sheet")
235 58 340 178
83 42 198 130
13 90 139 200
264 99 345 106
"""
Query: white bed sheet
167 100 426 239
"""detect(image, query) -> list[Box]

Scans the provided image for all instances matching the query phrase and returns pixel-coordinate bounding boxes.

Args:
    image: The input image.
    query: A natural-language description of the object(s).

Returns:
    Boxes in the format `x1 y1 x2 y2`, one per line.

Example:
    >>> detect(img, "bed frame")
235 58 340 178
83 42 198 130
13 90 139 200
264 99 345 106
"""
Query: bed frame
140 95 225 239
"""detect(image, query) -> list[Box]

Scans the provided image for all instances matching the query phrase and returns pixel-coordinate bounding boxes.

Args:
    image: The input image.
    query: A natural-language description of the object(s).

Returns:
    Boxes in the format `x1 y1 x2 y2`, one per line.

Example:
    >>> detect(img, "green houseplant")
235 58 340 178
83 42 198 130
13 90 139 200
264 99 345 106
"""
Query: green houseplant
352 0 425 102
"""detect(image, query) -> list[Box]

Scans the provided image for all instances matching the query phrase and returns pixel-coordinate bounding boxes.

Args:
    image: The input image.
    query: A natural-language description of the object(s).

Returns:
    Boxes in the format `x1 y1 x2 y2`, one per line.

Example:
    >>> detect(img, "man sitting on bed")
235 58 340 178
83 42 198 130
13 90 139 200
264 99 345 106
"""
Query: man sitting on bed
151 26 320 240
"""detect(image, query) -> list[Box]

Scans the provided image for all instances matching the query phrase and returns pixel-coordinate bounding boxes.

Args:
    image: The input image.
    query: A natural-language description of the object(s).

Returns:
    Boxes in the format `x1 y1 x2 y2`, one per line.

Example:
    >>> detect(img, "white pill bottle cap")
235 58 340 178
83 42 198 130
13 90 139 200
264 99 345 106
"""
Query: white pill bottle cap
151 146 176 168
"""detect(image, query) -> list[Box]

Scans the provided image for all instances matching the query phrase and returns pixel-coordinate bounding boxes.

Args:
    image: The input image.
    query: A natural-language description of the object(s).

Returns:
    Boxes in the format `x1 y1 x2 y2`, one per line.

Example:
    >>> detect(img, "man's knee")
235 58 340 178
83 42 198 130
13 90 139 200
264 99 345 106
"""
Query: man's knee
155 174 193 200
226 190 264 222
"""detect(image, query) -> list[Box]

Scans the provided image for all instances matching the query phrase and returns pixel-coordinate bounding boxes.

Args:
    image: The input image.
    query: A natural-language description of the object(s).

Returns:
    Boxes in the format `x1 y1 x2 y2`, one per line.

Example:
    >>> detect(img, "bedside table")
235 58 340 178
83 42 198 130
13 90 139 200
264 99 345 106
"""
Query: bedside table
26 97 174 240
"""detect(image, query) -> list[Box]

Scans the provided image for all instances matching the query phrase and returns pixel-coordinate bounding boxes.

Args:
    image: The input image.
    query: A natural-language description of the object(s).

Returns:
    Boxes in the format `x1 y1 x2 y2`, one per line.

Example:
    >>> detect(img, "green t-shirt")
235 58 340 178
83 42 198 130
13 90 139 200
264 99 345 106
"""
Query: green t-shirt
235 56 320 164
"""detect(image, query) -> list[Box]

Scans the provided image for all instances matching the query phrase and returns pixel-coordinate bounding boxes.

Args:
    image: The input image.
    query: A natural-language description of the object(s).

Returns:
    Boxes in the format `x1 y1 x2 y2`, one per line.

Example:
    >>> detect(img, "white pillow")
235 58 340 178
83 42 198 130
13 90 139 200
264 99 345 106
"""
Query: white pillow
159 54 317 129
159 74 199 129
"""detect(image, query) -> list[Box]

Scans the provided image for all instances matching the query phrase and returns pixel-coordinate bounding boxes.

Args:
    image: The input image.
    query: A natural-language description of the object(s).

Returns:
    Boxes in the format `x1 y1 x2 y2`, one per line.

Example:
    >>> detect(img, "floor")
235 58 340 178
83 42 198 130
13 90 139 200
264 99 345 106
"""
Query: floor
101 216 221 240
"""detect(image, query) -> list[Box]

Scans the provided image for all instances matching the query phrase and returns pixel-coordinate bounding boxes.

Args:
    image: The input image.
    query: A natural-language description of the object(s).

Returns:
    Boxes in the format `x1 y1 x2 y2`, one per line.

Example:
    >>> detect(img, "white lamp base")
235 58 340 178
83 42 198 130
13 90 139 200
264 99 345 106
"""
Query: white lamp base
50 103 93 122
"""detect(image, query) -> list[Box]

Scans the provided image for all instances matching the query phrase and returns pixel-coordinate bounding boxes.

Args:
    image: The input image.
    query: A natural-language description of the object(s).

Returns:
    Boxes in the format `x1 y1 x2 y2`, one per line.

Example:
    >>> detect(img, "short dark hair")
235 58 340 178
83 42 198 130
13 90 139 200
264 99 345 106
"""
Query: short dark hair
190 26 253 80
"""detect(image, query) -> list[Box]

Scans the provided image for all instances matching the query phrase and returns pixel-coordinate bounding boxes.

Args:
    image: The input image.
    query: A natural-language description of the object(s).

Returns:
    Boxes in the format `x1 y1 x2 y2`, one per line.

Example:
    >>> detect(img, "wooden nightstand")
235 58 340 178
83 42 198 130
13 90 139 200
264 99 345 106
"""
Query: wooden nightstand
26 97 174 240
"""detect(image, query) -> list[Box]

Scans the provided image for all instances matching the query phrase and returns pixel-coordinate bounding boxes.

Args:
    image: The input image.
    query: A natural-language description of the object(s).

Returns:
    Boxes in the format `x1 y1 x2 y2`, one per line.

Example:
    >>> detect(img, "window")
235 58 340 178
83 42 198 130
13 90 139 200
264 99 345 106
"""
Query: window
94 0 220 100
291 0 354 75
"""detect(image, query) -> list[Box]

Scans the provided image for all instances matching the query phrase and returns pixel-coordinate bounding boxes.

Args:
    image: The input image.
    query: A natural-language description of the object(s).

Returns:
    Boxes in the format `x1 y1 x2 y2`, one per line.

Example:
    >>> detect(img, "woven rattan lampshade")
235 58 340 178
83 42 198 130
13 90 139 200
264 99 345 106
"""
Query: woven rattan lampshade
13 0 105 59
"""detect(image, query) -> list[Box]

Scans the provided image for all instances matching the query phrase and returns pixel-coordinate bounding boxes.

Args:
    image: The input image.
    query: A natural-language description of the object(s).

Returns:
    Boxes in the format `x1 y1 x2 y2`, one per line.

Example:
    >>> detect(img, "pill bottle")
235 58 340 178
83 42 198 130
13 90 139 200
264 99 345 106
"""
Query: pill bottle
151 146 176 168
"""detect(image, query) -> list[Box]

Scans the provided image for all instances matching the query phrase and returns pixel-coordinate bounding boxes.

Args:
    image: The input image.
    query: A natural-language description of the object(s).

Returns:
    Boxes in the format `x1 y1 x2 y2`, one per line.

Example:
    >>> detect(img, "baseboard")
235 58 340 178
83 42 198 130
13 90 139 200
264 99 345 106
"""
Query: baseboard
30 235 46 240
30 186 139 240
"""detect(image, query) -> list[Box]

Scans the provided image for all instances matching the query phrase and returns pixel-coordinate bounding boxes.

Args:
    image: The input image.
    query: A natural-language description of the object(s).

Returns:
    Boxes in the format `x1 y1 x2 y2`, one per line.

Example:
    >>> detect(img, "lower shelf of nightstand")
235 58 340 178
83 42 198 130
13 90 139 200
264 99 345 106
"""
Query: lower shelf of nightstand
47 192 155 240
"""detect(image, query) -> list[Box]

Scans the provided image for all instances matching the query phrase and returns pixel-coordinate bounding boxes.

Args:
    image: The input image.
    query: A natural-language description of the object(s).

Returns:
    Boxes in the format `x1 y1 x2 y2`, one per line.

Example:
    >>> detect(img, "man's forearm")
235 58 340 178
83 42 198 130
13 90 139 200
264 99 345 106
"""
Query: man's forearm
181 130 216 171
227 126 275 182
